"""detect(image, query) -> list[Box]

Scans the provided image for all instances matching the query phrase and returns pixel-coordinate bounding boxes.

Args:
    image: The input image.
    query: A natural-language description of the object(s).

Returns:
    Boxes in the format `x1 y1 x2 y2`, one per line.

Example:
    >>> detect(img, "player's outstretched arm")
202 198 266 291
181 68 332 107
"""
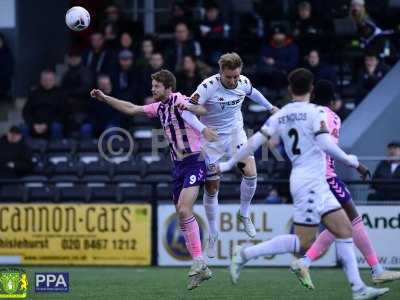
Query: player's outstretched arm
90 89 145 116
315 133 359 168
219 131 268 173
176 102 207 115
247 88 279 114
181 111 218 142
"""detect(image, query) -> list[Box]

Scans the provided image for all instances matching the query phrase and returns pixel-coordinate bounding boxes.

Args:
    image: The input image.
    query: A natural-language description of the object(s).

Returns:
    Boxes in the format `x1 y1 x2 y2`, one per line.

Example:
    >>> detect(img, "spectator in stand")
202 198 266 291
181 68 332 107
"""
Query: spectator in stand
176 55 204 96
0 126 32 179
169 1 194 32
83 32 115 75
111 49 144 103
119 32 137 57
199 2 230 65
0 33 14 102
103 4 143 38
303 49 337 85
292 1 327 56
356 51 389 103
61 50 93 137
104 22 119 50
369 141 400 201
136 35 156 67
164 22 202 72
142 52 165 104
22 69 64 139
257 25 299 91
88 74 124 135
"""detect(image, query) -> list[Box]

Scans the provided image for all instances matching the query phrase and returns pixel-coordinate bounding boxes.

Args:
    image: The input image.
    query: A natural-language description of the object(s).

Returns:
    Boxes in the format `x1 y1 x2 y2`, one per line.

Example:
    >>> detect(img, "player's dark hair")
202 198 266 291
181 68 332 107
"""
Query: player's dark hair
313 80 336 106
288 68 314 96
151 69 176 91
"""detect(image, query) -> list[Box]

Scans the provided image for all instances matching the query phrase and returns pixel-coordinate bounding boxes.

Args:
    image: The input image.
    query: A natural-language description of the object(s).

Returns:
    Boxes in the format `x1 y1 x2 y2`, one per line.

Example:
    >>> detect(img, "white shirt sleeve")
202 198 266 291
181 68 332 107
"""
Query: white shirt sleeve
190 78 215 105
260 113 279 138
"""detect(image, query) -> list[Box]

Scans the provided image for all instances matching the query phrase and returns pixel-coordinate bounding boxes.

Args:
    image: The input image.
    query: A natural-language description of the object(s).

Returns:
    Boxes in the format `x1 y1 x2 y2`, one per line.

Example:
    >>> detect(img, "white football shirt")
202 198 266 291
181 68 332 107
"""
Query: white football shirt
261 101 329 180
190 74 252 134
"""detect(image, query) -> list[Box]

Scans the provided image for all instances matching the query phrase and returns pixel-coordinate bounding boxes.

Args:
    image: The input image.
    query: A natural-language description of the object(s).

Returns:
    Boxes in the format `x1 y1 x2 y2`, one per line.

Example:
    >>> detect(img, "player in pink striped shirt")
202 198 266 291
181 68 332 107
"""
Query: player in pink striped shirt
91 69 218 290
303 80 400 283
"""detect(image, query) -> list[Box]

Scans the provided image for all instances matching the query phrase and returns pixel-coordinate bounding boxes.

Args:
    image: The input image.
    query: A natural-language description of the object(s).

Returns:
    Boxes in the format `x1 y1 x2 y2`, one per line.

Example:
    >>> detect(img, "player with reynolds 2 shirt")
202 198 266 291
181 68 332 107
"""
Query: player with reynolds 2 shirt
189 52 278 257
90 69 218 290
303 79 400 284
219 69 389 300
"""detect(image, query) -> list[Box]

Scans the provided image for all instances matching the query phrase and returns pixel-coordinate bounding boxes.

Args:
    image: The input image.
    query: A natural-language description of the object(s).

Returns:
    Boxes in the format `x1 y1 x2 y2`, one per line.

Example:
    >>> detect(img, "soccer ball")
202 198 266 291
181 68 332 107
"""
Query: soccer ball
65 6 90 31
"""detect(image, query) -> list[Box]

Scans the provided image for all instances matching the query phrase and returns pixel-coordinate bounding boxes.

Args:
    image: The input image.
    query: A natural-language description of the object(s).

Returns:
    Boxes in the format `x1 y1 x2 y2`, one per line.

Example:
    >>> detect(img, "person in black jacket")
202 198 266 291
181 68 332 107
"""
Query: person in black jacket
61 50 93 136
164 22 202 72
22 69 64 139
176 55 204 96
369 141 400 200
111 50 144 103
0 33 14 102
0 126 32 179
303 49 337 85
198 2 230 65
82 32 115 76
356 52 389 104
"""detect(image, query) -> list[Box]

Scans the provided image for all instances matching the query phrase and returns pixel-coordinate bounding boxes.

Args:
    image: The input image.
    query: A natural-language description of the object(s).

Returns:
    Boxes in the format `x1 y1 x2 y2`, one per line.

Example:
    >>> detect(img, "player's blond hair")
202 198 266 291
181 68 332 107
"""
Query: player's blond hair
218 52 243 70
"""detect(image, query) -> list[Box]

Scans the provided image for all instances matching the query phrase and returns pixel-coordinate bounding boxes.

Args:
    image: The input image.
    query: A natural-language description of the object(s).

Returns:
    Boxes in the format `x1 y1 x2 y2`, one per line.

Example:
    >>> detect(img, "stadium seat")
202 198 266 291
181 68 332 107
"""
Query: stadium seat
143 174 172 183
113 175 142 185
146 160 172 174
47 153 71 165
220 172 240 183
21 175 48 187
57 186 89 202
26 186 55 202
77 152 101 164
119 184 152 202
89 185 118 202
155 183 172 199
47 138 76 153
26 138 47 154
137 138 153 152
219 183 241 200
113 161 142 176
50 175 79 187
82 175 110 187
82 161 112 176
0 185 27 202
77 139 99 152
50 161 81 176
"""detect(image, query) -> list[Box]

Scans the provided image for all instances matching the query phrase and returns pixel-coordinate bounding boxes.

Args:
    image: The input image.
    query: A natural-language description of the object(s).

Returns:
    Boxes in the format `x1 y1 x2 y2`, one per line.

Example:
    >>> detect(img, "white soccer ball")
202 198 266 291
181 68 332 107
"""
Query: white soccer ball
65 6 90 31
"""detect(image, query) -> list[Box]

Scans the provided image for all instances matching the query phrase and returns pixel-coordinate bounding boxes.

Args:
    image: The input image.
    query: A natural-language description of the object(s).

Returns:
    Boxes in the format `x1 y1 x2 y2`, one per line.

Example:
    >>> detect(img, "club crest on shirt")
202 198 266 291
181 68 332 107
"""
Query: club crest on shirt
189 93 200 105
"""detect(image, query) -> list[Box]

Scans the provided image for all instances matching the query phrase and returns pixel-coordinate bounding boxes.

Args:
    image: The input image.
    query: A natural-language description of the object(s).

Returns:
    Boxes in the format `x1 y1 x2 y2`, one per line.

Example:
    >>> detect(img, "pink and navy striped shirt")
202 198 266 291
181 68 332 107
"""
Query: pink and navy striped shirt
324 106 341 178
143 92 202 160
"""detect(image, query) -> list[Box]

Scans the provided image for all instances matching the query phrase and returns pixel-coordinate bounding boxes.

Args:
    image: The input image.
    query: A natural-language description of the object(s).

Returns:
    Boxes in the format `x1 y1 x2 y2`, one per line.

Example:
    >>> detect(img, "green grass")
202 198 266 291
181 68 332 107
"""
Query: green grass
23 266 399 300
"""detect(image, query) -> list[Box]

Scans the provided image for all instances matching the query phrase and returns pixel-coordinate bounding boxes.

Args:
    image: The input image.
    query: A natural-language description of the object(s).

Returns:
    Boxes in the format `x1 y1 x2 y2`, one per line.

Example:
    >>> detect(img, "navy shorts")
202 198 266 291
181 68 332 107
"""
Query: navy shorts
172 154 206 203
327 176 352 204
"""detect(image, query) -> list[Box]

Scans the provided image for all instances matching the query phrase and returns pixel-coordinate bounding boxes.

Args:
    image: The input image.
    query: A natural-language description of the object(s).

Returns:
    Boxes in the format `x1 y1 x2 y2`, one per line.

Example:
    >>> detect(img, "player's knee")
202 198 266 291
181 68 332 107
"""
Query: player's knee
205 181 219 195
176 203 192 220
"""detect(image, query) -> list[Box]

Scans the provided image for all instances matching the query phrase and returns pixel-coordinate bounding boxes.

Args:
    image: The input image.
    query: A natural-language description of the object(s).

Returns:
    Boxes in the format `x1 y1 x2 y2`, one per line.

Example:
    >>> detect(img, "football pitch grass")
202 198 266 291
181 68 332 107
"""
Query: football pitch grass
25 266 399 300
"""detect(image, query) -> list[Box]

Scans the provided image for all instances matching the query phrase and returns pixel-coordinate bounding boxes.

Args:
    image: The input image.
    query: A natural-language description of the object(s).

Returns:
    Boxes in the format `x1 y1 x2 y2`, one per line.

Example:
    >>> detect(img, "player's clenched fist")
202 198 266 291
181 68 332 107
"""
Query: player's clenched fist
90 89 106 101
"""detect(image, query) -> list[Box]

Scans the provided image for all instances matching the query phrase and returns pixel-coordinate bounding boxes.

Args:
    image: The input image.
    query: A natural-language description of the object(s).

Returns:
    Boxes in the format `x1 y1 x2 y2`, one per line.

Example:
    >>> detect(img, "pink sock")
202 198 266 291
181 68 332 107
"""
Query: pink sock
306 229 335 261
180 215 203 259
352 216 378 267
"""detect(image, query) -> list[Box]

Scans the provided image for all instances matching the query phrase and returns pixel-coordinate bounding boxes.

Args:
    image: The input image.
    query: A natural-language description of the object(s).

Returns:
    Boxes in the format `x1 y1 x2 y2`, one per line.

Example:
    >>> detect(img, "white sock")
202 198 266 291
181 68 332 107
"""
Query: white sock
240 175 257 218
243 234 300 261
336 238 365 292
203 191 219 236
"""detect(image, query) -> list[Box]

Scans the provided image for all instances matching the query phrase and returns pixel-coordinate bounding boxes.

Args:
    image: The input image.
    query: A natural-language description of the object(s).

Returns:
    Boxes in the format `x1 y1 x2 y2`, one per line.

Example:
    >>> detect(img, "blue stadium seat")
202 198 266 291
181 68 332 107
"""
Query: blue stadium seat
50 175 79 187
47 138 76 153
113 175 142 185
82 175 110 187
26 138 47 154
57 186 89 202
89 185 118 202
0 185 27 202
119 184 152 202
26 186 55 202
77 139 99 152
